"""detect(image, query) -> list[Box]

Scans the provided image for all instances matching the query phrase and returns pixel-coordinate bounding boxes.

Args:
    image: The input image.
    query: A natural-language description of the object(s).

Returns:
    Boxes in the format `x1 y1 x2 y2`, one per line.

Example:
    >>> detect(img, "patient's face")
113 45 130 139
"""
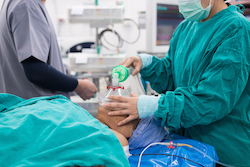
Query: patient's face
97 106 140 139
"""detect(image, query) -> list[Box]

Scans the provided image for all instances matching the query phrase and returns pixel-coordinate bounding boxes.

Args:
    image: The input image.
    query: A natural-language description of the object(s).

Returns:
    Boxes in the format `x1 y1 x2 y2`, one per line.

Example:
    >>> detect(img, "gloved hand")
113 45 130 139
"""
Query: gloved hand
74 79 97 100
120 56 143 76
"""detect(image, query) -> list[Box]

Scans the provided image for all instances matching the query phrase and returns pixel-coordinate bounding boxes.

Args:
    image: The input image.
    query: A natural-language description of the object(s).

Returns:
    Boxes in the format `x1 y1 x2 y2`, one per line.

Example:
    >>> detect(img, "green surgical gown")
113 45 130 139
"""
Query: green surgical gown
0 94 130 167
140 5 250 167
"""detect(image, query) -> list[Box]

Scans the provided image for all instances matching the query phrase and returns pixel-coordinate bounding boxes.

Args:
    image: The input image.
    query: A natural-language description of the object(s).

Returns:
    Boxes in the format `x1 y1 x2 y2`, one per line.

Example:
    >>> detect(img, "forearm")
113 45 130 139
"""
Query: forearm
22 57 78 92
140 55 174 93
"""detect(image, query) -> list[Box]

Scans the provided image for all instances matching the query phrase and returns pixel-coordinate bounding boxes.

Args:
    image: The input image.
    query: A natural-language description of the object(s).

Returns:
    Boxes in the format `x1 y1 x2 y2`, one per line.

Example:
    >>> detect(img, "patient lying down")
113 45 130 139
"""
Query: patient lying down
0 93 168 166
0 94 131 167
97 106 168 158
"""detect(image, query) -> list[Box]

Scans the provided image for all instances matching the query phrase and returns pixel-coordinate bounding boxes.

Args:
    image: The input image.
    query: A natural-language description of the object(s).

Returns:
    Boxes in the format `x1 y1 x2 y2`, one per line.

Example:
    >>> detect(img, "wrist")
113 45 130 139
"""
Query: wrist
138 54 153 69
137 95 161 118
74 79 80 93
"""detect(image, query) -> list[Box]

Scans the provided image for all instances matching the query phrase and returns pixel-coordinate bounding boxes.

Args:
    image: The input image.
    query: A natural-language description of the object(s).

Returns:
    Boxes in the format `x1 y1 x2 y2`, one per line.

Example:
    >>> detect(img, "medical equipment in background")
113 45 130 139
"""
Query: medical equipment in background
138 0 184 57
68 53 126 73
68 2 140 54
68 6 124 24
147 0 183 53
137 0 184 95
57 37 95 57
67 1 141 116
67 2 140 73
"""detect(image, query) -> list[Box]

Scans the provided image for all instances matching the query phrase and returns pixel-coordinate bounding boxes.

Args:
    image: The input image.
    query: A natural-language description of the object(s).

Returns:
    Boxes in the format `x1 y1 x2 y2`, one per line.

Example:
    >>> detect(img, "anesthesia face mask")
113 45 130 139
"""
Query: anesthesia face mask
98 65 146 107
98 72 131 107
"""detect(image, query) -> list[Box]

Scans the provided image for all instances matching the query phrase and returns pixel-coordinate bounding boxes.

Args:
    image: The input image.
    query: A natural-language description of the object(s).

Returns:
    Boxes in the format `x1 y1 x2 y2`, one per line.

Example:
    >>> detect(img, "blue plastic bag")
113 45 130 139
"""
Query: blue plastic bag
129 133 218 167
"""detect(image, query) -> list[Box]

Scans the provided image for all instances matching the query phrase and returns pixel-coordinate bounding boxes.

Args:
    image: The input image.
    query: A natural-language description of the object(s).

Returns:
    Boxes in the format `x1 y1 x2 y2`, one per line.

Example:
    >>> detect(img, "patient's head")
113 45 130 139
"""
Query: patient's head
97 106 140 139
97 106 168 150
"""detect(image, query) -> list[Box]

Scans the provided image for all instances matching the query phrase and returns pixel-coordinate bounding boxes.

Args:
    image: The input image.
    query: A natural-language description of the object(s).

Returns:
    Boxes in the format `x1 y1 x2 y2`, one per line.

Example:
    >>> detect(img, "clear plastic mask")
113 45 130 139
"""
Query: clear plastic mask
98 86 131 106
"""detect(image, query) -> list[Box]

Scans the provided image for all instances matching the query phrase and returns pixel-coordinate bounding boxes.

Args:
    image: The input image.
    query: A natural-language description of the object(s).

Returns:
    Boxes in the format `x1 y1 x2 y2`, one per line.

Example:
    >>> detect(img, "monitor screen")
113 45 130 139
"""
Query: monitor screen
156 4 184 45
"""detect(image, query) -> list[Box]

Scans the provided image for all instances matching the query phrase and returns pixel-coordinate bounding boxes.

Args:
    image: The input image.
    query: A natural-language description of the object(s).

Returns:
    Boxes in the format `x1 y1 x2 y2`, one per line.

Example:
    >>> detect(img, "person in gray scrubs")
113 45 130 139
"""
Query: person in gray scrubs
0 0 97 100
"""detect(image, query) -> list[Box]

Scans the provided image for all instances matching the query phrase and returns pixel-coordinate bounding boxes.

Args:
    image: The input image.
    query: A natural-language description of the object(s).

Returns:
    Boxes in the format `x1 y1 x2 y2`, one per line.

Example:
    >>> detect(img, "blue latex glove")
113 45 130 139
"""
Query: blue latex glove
138 95 161 118
138 54 153 69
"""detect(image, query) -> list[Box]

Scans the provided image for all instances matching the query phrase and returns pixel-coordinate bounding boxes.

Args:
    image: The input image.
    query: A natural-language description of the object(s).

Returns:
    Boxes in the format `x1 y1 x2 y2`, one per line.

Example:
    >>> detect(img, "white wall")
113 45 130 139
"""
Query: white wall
0 0 147 56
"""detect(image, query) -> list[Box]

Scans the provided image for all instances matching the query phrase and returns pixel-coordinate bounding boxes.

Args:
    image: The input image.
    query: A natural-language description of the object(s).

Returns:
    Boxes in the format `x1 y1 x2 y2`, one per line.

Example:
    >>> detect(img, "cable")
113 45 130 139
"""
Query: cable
102 29 123 49
121 18 141 44
103 32 122 48
135 73 146 95
97 18 141 51
136 142 169 167
132 154 205 167
97 29 123 51
135 142 235 167
191 146 235 167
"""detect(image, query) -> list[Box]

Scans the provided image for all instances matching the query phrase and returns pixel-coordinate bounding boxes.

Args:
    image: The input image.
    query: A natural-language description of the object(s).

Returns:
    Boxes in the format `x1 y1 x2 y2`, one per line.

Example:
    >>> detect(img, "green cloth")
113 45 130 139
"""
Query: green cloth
0 94 129 167
141 5 250 167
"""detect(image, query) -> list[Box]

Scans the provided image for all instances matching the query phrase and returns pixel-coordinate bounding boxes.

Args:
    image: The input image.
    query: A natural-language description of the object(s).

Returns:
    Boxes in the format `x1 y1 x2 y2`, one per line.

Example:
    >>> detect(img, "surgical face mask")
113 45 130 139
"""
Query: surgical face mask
178 0 212 21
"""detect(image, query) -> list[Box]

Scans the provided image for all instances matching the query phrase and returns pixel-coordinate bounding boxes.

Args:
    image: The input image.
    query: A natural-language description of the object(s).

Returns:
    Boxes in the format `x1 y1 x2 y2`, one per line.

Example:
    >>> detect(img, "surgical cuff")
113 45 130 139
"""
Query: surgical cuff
138 95 161 118
138 54 153 69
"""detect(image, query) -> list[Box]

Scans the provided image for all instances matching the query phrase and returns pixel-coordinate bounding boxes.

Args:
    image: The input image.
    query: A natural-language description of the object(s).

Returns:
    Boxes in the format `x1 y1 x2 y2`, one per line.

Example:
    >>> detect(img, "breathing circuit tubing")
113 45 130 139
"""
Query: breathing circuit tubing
136 142 235 167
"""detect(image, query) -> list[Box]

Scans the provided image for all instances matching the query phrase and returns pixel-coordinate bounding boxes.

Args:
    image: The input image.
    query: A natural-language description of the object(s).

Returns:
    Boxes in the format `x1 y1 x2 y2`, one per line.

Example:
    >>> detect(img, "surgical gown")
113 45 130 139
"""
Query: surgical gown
140 5 250 167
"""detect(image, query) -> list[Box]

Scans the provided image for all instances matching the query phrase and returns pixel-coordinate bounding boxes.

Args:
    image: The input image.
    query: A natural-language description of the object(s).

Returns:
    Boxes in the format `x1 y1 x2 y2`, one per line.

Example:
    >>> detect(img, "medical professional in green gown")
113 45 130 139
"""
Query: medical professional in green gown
104 0 250 166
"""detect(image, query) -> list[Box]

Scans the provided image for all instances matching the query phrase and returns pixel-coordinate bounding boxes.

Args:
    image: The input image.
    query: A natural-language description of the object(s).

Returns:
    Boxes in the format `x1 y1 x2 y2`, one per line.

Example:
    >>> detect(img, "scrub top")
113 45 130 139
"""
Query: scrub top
0 0 69 99
140 5 250 167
